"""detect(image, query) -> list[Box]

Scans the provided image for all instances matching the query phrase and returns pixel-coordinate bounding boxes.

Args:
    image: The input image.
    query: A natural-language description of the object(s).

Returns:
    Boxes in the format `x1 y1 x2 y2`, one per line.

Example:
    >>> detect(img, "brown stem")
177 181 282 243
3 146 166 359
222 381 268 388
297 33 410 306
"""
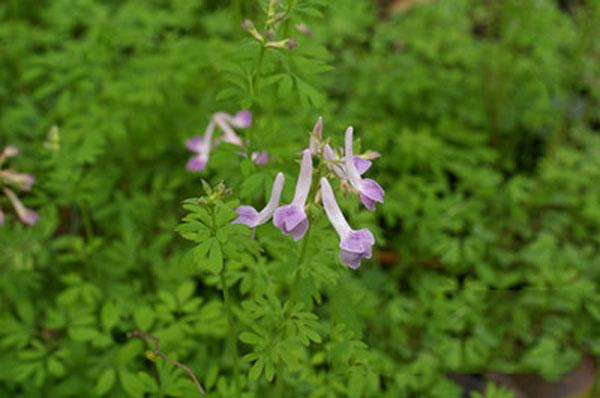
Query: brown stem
129 331 206 396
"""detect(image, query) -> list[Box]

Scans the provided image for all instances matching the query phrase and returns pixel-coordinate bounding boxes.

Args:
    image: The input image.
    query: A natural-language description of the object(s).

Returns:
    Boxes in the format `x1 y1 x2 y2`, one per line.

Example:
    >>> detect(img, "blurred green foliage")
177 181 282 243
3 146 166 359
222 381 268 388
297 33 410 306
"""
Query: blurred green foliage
1 0 599 397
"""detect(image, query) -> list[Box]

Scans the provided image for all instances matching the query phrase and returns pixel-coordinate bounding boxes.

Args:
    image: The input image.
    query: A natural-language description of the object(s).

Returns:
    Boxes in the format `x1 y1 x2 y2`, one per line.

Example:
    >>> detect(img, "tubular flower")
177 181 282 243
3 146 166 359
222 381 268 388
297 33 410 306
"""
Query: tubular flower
0 170 35 191
323 143 378 178
3 188 38 225
320 177 374 269
344 127 384 211
228 116 384 271
186 110 267 171
186 121 215 171
1 145 38 226
273 150 312 240
251 151 269 165
233 172 285 228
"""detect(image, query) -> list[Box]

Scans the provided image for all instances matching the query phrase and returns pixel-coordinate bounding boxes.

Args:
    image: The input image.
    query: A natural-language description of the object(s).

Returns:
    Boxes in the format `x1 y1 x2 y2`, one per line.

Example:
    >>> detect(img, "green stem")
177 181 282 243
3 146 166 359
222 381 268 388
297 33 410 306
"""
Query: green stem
80 204 93 242
220 269 241 397
289 224 311 300
253 46 266 100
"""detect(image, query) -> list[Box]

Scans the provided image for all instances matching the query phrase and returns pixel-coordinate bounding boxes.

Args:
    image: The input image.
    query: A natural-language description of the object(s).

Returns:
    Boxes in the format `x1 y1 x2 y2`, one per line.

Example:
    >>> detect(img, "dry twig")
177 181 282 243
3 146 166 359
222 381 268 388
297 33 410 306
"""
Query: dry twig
128 330 206 396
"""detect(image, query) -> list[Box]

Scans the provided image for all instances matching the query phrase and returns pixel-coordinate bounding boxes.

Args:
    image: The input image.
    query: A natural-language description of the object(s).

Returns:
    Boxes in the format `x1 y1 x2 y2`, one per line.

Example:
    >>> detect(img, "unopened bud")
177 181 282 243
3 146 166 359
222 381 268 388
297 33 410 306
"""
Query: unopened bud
309 116 324 155
265 38 296 50
241 19 264 43
296 23 312 36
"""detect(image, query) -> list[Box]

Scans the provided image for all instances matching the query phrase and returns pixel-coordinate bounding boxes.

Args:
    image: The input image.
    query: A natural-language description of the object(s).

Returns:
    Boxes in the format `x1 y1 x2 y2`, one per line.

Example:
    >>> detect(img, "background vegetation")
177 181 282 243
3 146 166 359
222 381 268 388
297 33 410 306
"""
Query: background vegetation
1 0 599 397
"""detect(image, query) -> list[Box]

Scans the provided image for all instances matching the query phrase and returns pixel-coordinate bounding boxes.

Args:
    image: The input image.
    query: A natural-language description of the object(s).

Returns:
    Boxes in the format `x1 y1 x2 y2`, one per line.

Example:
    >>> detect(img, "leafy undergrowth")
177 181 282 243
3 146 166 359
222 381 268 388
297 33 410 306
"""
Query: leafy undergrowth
1 0 600 397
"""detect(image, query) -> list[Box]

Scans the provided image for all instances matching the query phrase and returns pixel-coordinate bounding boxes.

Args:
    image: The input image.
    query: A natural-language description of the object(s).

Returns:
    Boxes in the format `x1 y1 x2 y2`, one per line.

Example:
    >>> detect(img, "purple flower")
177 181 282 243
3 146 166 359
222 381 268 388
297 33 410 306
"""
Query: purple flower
213 113 243 146
323 143 373 178
3 187 38 225
251 151 269 165
233 172 285 228
353 150 380 174
273 150 312 240
353 157 371 174
320 177 374 269
344 127 384 211
323 144 346 178
0 170 35 191
186 122 215 172
186 110 253 172
231 110 252 129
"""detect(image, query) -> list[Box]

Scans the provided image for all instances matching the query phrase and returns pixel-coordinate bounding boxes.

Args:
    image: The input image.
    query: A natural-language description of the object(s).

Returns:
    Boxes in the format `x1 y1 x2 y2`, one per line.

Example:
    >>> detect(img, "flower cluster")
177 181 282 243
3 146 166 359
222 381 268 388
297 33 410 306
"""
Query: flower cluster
233 117 384 269
0 145 38 225
186 110 268 172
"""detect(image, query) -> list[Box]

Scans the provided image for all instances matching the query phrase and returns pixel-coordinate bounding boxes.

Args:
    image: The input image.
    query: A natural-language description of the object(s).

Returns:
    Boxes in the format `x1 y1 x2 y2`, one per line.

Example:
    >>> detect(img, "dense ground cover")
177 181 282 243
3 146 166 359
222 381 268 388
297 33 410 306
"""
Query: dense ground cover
1 0 600 397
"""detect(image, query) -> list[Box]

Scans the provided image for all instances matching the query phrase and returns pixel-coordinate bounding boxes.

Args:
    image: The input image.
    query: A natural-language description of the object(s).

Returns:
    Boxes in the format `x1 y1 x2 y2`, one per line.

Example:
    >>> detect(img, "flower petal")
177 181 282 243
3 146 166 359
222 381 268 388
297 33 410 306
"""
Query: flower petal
186 156 207 171
3 188 38 225
339 229 374 269
232 206 260 227
273 205 307 233
186 136 204 152
232 110 252 129
353 156 372 175
340 229 374 254
340 250 363 270
290 217 309 241
360 178 384 206
320 177 351 238
251 151 269 165
291 149 313 206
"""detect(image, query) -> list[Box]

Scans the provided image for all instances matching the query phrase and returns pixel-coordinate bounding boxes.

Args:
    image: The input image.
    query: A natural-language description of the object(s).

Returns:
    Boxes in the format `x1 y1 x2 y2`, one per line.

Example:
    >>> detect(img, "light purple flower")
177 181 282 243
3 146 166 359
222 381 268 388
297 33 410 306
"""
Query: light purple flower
344 127 384 211
0 170 35 191
323 143 373 178
186 110 253 172
353 150 380 174
186 121 215 172
233 172 285 228
213 113 243 146
251 151 269 165
3 187 38 225
323 144 346 178
231 110 252 129
353 157 372 174
273 150 312 240
320 177 374 269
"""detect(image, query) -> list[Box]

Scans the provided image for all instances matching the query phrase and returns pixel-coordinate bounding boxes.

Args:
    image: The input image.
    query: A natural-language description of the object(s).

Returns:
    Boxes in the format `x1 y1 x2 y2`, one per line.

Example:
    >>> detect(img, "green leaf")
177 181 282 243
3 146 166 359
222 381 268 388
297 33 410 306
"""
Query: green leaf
207 240 223 274
95 368 116 396
120 370 146 398
101 301 121 332
134 306 155 331
248 358 264 381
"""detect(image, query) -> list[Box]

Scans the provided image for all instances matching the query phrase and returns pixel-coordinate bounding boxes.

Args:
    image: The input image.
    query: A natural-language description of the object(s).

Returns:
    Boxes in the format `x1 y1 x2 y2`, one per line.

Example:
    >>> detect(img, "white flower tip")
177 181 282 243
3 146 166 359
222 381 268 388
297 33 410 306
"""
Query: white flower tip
301 148 312 162
275 171 285 184
272 172 285 196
